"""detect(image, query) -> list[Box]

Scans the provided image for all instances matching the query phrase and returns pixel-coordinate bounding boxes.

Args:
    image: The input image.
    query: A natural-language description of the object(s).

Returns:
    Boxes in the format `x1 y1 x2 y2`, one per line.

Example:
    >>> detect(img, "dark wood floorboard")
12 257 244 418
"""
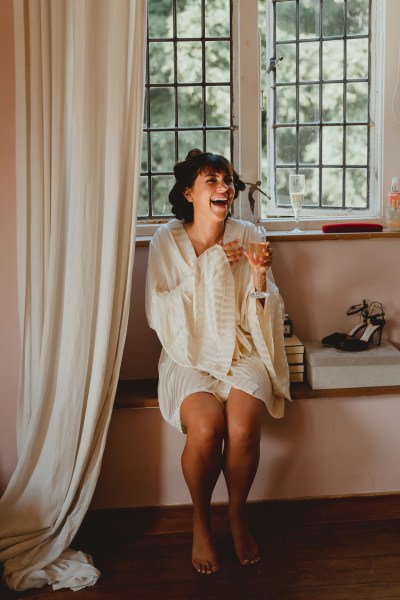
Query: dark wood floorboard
2 496 400 599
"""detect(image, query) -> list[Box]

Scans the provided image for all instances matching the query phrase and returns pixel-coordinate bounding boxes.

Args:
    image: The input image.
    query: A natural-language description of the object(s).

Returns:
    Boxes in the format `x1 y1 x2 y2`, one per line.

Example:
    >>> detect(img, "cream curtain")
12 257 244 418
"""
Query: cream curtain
0 0 147 591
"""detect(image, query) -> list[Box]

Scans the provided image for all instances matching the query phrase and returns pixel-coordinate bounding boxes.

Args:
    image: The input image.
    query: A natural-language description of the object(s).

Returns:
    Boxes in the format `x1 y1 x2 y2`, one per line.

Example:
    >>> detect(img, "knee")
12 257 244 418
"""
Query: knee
226 423 261 451
189 417 225 450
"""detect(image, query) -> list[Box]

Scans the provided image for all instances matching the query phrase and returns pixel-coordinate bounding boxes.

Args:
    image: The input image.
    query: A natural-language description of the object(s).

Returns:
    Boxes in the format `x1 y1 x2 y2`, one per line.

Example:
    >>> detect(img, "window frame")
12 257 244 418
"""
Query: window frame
136 0 392 236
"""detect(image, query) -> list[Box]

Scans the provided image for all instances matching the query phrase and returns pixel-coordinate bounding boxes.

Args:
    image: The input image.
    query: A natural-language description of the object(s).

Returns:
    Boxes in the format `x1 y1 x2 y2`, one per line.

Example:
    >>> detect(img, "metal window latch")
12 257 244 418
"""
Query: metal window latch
267 56 283 74
244 181 271 222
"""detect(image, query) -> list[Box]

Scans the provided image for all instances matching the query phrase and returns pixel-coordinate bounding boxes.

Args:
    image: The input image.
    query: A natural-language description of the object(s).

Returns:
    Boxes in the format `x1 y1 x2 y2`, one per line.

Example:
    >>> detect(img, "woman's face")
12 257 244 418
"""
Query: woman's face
184 168 235 223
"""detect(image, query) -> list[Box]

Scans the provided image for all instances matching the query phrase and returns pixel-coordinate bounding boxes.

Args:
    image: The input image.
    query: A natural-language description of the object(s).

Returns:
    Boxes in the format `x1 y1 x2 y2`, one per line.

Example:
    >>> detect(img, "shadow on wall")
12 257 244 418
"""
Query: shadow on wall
120 246 161 381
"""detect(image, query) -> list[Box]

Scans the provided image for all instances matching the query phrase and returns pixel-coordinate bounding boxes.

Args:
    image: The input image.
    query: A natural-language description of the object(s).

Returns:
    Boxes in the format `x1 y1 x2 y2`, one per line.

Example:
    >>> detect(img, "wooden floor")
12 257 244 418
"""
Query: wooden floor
2 495 400 599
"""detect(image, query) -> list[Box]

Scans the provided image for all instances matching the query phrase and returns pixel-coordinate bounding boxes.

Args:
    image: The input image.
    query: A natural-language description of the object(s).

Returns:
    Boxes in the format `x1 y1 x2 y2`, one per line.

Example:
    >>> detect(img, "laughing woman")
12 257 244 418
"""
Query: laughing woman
145 149 290 575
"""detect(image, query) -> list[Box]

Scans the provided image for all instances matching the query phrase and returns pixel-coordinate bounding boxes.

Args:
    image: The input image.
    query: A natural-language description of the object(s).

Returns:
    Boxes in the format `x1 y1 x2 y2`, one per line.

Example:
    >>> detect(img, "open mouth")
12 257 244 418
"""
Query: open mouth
211 198 228 206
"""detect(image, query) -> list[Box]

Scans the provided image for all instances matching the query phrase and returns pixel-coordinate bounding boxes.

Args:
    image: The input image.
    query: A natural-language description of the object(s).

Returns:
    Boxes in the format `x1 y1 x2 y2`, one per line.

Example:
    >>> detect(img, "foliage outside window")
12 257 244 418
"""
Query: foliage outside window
138 0 233 220
259 0 374 220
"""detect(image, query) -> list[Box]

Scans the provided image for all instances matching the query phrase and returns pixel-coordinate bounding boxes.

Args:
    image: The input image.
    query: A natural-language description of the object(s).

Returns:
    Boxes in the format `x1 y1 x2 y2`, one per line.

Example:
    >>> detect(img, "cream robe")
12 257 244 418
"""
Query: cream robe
145 218 291 432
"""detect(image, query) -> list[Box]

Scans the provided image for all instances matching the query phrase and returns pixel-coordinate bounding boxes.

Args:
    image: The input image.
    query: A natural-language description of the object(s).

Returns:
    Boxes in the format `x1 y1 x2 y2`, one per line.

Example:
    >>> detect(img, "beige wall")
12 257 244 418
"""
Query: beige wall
1 0 400 506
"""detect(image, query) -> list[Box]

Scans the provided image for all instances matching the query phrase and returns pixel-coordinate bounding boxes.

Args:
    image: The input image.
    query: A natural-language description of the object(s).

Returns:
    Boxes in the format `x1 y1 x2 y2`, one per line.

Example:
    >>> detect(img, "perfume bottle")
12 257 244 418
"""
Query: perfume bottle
386 177 400 231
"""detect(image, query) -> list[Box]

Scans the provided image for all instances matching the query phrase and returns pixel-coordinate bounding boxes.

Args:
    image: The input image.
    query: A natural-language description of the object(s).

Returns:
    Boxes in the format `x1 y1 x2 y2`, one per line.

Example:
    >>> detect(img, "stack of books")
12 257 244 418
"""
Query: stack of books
284 334 305 383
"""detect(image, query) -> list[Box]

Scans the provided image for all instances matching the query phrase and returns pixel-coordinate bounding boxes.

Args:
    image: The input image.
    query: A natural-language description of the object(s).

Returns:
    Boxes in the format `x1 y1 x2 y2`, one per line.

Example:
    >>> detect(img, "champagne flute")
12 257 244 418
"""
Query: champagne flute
248 226 269 299
289 174 305 233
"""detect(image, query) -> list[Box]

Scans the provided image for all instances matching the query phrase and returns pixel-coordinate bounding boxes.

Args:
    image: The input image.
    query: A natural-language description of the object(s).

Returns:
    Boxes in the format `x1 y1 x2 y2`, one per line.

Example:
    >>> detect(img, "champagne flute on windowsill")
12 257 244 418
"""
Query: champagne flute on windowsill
247 226 269 299
289 173 305 233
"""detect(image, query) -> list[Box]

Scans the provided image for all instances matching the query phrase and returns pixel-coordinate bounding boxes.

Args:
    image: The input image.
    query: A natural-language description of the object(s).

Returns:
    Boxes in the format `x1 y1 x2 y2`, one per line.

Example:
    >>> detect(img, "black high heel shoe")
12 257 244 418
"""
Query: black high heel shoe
334 309 385 352
321 300 369 346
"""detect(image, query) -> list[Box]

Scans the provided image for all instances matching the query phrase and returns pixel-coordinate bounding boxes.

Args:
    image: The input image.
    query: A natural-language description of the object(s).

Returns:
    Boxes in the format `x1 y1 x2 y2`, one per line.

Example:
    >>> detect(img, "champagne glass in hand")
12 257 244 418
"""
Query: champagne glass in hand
289 174 305 233
247 226 270 299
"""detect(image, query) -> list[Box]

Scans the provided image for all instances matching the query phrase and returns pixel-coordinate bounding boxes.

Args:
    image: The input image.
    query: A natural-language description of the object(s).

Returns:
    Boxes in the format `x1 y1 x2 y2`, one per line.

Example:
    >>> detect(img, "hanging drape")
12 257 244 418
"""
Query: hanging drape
0 0 147 591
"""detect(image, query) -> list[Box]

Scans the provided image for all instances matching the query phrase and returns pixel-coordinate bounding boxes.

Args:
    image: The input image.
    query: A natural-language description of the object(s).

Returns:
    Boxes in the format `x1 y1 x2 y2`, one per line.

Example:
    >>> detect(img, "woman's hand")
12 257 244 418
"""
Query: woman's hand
218 239 245 265
245 241 273 273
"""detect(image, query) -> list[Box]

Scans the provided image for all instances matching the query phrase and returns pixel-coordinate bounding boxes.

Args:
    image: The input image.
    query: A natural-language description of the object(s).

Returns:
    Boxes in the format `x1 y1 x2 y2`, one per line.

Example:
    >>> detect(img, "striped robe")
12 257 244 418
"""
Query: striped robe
145 218 291 432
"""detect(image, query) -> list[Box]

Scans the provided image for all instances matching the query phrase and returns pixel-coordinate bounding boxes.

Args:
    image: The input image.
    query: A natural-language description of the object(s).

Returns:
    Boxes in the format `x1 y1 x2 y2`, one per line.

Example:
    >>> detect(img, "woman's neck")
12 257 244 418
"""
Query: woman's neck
184 218 226 256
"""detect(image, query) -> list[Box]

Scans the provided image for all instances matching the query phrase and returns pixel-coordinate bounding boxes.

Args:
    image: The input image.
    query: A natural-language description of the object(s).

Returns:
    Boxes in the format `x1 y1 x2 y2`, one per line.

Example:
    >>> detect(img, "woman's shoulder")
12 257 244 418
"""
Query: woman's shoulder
152 219 183 243
225 218 255 240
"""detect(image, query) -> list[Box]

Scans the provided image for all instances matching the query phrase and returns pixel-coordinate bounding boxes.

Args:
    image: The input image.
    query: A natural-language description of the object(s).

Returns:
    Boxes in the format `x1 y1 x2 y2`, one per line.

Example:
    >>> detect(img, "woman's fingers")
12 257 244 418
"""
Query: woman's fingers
219 239 245 264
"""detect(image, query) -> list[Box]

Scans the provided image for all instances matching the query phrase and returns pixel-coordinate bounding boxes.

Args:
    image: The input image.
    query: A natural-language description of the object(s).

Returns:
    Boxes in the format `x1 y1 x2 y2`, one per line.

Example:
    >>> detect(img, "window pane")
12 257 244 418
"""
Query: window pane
178 131 204 160
151 175 175 216
276 86 296 124
299 127 319 164
347 38 369 80
206 86 230 126
323 40 344 80
206 129 231 159
346 126 368 165
138 177 149 217
149 42 174 84
299 84 320 122
303 167 319 206
347 0 369 35
206 41 230 82
205 0 230 37
322 168 343 207
299 0 320 39
176 0 201 38
148 0 173 38
299 42 320 82
141 135 148 171
177 42 202 83
178 87 203 127
347 82 368 122
346 168 368 208
150 88 175 127
322 0 344 37
276 128 296 165
322 83 343 122
322 126 343 165
276 1 296 41
150 131 175 172
276 168 292 206
276 43 296 83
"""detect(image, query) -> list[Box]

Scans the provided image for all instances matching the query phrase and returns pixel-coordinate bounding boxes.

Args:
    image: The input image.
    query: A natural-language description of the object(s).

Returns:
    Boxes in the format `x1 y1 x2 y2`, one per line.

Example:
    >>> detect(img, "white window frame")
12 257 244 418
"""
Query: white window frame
235 0 386 229
137 0 398 236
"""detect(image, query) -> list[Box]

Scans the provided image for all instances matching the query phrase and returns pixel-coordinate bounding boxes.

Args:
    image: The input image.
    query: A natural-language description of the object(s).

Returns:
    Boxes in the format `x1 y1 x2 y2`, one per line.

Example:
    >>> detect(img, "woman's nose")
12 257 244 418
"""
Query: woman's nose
218 180 228 191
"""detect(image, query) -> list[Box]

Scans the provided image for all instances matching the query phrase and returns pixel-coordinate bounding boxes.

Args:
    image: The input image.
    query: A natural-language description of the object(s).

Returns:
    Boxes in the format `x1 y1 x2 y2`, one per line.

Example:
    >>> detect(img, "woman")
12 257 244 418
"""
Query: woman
145 149 290 575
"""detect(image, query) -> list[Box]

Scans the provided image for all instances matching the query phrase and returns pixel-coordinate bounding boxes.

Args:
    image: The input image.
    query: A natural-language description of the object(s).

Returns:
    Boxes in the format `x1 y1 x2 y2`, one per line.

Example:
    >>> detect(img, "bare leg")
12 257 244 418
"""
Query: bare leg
223 389 264 565
180 392 225 575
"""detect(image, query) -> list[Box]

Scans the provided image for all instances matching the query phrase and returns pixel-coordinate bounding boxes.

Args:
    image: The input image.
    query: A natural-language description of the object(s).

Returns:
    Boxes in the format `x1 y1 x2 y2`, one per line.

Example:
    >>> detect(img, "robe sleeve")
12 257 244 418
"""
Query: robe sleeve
239 261 292 407
145 227 236 376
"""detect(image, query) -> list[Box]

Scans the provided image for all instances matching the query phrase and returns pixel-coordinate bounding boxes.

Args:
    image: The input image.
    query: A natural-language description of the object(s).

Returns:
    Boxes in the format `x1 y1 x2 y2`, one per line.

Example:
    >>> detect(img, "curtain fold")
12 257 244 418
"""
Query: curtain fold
0 0 147 591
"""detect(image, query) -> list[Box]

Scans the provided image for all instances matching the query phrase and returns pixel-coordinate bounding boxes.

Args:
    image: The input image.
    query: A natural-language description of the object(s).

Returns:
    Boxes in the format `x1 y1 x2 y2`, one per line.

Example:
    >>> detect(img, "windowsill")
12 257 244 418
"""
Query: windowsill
114 378 400 409
136 228 400 246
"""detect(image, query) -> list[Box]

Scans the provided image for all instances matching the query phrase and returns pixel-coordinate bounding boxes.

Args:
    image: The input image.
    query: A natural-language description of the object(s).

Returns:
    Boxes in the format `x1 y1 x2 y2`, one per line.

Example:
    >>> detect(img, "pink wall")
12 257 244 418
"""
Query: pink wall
0 0 19 494
1 0 400 507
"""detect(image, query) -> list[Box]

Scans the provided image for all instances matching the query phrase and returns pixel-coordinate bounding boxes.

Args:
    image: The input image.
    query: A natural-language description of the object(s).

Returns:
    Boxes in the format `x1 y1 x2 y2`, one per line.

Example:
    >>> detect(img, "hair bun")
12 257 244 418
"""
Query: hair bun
185 148 203 160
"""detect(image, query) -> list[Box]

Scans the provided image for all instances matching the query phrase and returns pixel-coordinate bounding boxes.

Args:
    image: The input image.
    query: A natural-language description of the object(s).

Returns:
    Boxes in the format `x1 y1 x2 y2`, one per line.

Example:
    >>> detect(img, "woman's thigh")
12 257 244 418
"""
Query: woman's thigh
224 389 265 442
180 392 225 440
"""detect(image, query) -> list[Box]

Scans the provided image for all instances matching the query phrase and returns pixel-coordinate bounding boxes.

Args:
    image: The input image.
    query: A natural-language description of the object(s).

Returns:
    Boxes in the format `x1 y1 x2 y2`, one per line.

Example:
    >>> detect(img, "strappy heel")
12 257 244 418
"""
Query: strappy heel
334 308 385 352
321 300 368 347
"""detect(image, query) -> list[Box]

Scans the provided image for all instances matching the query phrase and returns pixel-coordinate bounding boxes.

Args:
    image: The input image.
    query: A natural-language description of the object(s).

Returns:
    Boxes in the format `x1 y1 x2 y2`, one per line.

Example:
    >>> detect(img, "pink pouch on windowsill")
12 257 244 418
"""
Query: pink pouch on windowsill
322 223 383 233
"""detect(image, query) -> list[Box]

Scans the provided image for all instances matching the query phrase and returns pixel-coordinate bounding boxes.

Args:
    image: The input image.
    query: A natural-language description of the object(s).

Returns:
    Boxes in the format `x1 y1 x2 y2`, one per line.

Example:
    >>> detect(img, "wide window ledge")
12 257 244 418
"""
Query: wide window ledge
136 228 400 246
115 378 400 409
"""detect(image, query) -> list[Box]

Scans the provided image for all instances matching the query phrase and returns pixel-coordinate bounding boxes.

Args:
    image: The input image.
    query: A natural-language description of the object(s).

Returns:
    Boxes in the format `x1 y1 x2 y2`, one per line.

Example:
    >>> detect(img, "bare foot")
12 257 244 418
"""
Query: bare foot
230 515 260 565
192 523 220 575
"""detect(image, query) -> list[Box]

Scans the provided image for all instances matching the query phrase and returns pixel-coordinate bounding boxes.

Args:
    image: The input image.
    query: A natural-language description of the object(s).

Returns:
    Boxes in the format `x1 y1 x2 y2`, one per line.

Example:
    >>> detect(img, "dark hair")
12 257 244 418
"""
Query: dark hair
168 149 246 222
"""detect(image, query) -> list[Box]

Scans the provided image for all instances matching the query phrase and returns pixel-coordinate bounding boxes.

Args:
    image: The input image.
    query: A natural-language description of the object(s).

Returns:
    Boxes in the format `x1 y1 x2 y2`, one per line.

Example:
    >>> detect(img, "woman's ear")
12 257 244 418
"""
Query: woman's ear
184 188 193 202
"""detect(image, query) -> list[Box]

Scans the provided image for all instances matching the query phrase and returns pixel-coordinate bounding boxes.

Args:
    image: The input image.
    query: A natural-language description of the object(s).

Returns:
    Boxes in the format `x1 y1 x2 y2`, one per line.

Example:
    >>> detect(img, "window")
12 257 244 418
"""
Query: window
259 0 382 221
137 0 389 232
138 0 234 220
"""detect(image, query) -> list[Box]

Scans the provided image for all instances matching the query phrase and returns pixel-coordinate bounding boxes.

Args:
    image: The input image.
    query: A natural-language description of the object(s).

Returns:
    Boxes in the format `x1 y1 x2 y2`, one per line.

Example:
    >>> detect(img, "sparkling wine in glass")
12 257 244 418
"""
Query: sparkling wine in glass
248 226 269 299
289 174 305 233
